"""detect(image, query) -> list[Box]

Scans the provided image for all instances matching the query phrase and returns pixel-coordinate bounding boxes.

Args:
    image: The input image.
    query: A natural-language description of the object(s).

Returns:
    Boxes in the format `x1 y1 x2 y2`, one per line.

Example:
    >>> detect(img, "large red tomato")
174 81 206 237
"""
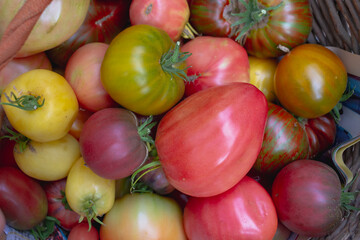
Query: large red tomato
272 159 343 237
180 36 249 96
189 0 312 58
184 176 278 240
274 44 348 118
155 83 268 197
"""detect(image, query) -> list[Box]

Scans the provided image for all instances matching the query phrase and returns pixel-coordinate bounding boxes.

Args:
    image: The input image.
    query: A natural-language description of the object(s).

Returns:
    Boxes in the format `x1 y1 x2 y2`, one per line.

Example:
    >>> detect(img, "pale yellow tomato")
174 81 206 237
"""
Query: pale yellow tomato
248 56 278 102
1 69 79 142
66 157 115 224
14 134 81 181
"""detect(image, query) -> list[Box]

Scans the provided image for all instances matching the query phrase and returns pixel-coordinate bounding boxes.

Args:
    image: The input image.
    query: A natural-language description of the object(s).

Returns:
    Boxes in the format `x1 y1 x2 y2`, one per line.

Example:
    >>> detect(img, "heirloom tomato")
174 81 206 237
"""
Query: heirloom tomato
0 0 90 57
180 36 249 96
65 157 115 226
1 69 79 142
189 0 312 58
155 83 268 197
272 160 343 237
184 176 278 240
14 134 81 181
43 179 80 230
100 193 186 240
0 167 48 230
68 222 99 240
274 44 348 118
101 24 188 116
68 108 93 140
253 103 309 176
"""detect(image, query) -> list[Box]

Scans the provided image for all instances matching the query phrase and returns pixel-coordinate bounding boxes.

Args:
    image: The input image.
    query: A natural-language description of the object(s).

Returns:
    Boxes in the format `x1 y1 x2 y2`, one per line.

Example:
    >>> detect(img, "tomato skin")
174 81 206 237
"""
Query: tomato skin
155 83 268 197
100 193 186 240
68 222 99 240
101 24 186 116
271 160 342 237
130 0 190 41
184 176 278 240
43 179 80 231
0 167 48 230
181 36 249 96
80 108 147 179
0 208 5 234
69 108 93 140
253 103 309 175
1 69 79 142
274 44 347 118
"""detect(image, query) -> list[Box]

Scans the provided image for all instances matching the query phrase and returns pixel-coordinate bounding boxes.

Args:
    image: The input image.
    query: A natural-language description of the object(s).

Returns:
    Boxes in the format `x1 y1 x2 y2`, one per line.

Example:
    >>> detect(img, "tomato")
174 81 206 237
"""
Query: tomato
68 222 99 240
155 83 268 197
101 24 188 116
180 36 249 96
0 208 5 234
1 69 79 142
66 157 115 224
46 0 131 68
69 108 93 140
189 0 312 58
274 43 348 118
80 108 149 179
43 179 80 231
0 52 52 93
129 0 190 41
100 193 186 240
184 176 278 240
14 134 81 181
0 167 48 230
65 42 118 112
253 103 309 176
271 159 343 237
248 56 278 102
0 138 17 169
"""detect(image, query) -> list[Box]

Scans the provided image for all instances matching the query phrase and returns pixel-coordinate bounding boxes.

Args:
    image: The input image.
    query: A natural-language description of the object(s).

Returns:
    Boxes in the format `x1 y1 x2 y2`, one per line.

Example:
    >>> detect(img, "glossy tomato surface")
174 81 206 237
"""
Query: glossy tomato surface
184 176 278 240
274 44 348 118
101 24 186 115
181 36 249 96
100 193 186 240
272 160 343 237
155 83 268 197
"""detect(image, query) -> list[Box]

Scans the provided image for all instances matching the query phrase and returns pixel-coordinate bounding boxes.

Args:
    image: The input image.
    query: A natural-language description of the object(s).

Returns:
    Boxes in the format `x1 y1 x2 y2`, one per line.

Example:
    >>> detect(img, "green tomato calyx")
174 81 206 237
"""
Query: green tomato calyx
130 159 161 194
161 41 192 82
80 197 104 231
0 126 29 153
1 91 45 111
138 115 157 145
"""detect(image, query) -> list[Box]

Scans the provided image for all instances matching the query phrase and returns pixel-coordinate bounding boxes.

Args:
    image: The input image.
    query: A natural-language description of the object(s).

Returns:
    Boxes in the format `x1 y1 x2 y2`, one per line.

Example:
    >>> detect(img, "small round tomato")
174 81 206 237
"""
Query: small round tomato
100 193 186 240
14 134 81 181
274 44 347 118
68 222 99 240
1 69 79 142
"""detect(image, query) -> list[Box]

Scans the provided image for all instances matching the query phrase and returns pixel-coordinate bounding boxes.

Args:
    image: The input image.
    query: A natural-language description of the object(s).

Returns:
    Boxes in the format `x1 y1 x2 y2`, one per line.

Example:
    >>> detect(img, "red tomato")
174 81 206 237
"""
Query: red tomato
0 208 5 234
69 108 93 140
129 0 190 41
272 160 343 237
180 36 249 96
0 167 48 230
43 179 80 231
65 42 118 112
67 222 99 240
0 138 17 168
184 176 278 240
155 83 268 197
274 44 348 118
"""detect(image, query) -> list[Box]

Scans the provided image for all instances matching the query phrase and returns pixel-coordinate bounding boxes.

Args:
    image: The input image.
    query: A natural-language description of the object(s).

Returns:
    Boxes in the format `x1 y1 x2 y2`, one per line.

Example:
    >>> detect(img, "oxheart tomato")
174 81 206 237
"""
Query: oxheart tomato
0 167 48 230
180 36 249 96
79 108 149 179
189 0 312 58
253 102 310 176
101 24 188 116
272 160 343 237
274 43 348 118
68 222 99 240
100 193 187 240
155 83 268 197
43 179 80 231
183 176 278 240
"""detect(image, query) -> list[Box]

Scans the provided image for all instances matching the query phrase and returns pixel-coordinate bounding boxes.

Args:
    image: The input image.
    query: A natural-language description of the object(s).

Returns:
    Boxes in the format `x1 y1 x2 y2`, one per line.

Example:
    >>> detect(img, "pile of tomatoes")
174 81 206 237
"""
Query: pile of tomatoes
0 0 354 239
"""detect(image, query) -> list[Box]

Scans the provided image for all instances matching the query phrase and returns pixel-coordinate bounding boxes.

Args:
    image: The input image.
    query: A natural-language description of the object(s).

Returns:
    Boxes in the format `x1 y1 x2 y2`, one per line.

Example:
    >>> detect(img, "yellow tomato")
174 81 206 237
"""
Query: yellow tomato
66 157 115 224
248 56 278 102
1 69 78 142
14 134 81 181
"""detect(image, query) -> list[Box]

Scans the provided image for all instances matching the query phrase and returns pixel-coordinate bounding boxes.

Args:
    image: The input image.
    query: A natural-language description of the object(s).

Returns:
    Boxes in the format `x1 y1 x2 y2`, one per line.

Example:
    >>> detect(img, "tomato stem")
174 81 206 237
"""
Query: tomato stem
138 115 157 145
181 22 199 39
1 91 45 111
130 160 162 194
0 126 29 152
80 197 104 231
